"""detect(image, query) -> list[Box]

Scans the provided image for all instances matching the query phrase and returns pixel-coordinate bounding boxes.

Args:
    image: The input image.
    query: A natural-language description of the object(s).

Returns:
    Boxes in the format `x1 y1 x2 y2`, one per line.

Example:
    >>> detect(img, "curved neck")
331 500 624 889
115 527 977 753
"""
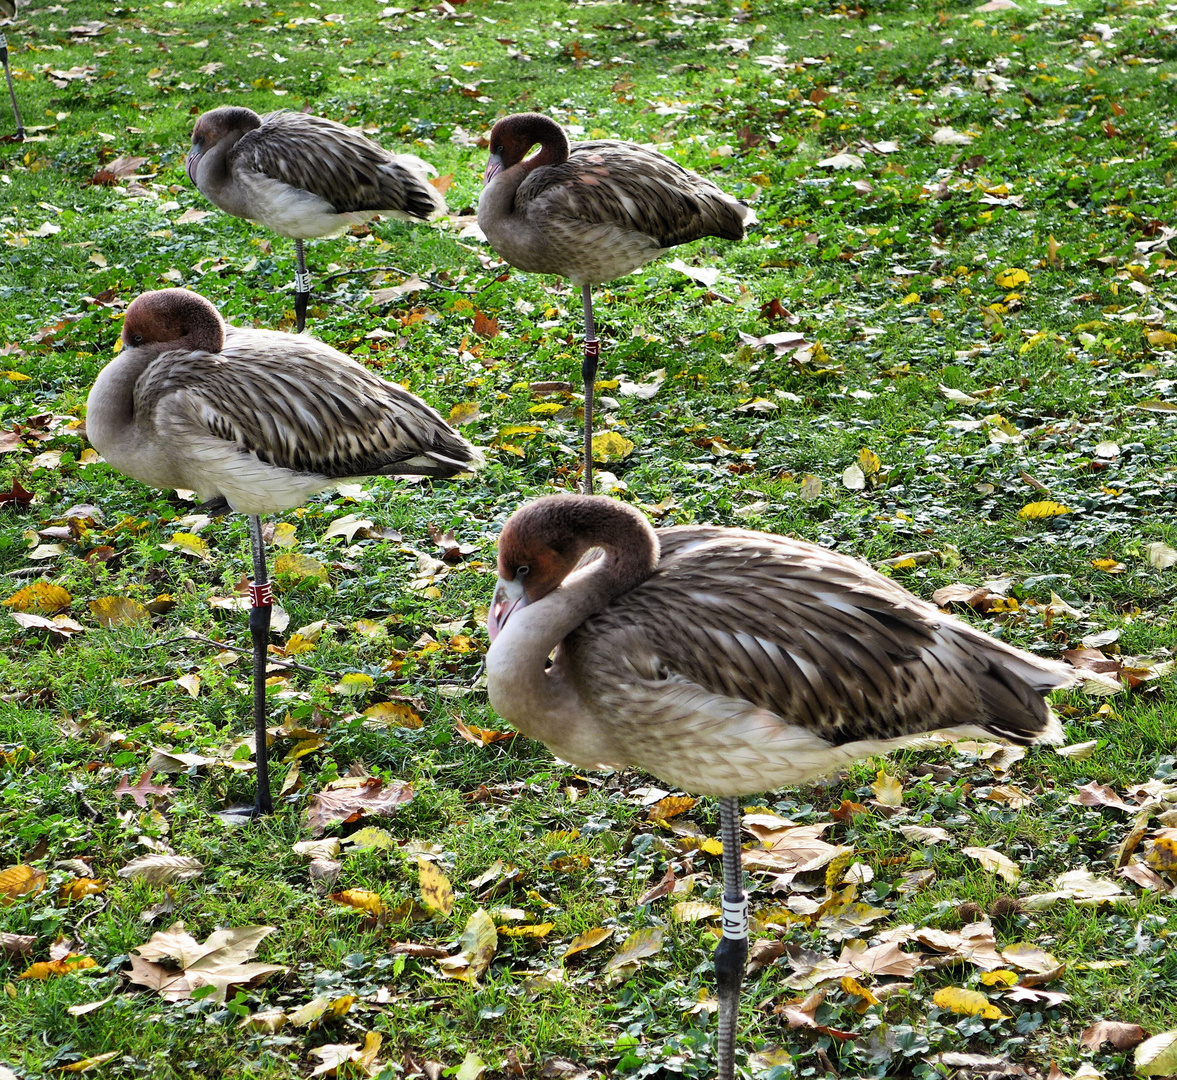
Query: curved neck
482 120 570 216
192 131 250 216
486 500 658 743
85 345 158 451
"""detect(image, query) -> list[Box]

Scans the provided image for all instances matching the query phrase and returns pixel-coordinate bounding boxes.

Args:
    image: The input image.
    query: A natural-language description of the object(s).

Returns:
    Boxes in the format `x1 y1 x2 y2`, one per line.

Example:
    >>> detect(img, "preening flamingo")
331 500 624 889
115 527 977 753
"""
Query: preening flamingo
478 114 754 493
86 288 482 817
0 0 23 141
186 107 445 332
486 495 1081 1080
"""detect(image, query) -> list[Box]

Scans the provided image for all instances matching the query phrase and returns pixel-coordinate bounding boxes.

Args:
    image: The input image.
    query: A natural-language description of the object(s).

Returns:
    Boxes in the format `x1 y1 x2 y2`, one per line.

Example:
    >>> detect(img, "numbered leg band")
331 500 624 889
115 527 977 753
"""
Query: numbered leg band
721 893 749 940
294 271 312 293
249 582 274 608
584 338 601 358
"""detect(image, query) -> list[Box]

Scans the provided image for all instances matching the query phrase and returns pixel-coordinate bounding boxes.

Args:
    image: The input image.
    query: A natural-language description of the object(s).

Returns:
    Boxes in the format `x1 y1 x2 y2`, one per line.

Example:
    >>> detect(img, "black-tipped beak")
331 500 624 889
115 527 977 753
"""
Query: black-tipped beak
483 153 503 187
488 577 529 641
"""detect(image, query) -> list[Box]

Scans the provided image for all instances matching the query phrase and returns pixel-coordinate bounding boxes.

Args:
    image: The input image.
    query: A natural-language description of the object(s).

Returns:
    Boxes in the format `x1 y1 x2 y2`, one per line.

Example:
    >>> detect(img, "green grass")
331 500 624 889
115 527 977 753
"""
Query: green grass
1 0 1176 1075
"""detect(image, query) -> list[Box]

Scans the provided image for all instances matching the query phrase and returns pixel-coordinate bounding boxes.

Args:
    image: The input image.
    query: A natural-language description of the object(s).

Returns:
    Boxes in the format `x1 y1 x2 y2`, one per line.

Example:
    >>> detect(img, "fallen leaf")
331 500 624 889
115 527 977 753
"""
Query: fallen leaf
606 927 664 972
933 986 1007 1020
89 595 150 627
114 770 176 808
304 778 414 835
963 846 1021 883
0 864 47 905
329 889 387 917
129 922 285 1002
116 855 204 885
563 927 613 961
1136 1031 1177 1077
1081 1021 1149 1051
1018 501 1071 520
2 581 71 614
418 857 454 916
590 431 634 462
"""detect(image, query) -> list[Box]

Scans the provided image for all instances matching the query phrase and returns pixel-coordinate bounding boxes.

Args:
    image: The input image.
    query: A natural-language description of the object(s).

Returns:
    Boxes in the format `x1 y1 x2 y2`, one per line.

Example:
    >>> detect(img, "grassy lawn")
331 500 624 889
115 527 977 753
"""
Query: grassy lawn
1 0 1176 1076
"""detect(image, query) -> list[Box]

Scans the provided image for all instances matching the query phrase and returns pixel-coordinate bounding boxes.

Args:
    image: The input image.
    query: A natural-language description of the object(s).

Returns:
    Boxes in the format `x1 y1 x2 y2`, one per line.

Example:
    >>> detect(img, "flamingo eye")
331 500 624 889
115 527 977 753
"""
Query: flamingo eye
131 334 144 346
516 565 529 579
496 144 505 154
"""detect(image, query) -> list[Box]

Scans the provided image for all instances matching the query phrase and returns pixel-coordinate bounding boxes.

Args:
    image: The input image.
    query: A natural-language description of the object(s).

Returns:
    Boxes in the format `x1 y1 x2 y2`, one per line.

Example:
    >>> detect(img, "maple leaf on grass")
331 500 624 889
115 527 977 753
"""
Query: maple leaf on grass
128 922 286 1002
114 770 175 808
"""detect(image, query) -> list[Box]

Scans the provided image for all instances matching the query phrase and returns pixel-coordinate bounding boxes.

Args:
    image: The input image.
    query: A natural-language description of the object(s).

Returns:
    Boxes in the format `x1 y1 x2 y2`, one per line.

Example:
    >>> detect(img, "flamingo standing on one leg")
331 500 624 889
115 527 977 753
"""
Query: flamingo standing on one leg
486 494 1089 1080
186 107 445 332
0 0 24 142
478 114 754 493
86 288 483 817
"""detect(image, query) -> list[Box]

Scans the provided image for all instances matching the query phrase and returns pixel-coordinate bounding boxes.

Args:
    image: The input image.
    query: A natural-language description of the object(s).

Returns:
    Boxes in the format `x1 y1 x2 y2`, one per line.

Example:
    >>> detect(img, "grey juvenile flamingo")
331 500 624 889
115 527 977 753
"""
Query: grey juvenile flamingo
478 114 755 494
186 107 445 332
486 495 1083 1080
0 0 24 141
86 288 482 817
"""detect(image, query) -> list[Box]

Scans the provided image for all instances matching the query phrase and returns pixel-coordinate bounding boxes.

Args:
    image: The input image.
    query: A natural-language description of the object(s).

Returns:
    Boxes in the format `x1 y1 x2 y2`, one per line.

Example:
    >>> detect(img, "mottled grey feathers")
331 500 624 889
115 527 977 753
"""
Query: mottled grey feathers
565 526 1075 749
230 111 441 219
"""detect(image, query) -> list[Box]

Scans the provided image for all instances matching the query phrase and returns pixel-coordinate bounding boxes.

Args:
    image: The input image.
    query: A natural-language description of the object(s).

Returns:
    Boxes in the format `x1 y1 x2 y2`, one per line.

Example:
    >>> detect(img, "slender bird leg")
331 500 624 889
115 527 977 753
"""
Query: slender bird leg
293 239 311 333
248 515 274 817
580 283 599 495
714 795 748 1080
0 31 24 142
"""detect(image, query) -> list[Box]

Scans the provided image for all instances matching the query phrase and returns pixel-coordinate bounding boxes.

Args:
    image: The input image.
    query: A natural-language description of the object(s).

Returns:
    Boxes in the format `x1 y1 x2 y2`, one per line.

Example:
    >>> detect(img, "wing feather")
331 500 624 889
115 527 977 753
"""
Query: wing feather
566 527 1074 748
229 112 444 218
133 333 481 481
515 141 750 248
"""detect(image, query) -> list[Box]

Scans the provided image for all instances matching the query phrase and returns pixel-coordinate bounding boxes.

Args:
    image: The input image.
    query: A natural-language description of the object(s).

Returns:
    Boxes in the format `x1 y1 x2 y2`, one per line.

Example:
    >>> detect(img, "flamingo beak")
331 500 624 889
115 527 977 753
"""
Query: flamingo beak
483 153 503 186
487 576 529 642
185 148 199 186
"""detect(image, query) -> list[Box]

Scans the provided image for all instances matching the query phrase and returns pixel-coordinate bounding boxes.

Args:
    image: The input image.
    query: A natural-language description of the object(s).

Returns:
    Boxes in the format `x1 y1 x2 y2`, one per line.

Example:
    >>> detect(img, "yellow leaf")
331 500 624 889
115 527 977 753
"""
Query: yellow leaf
284 633 316 656
273 553 329 584
271 522 298 548
59 878 105 901
2 370 31 382
590 431 635 462
1018 501 1071 520
499 424 544 437
606 927 664 972
60 1051 119 1072
327 994 357 1017
995 268 1030 288
19 954 97 979
980 969 1019 986
1145 836 1177 873
1136 1030 1177 1077
418 857 454 916
89 596 150 627
671 901 720 923
699 838 724 856
1145 330 1177 348
163 532 211 560
647 795 697 822
1001 942 1061 974
497 922 555 939
287 997 331 1027
331 673 373 697
528 402 564 416
3 582 71 614
1019 332 1047 354
963 846 1021 883
448 401 481 425
362 701 423 728
0 864 47 905
857 447 882 476
870 769 903 806
901 292 921 305
563 926 613 961
933 986 1007 1019
328 889 387 917
840 975 880 1011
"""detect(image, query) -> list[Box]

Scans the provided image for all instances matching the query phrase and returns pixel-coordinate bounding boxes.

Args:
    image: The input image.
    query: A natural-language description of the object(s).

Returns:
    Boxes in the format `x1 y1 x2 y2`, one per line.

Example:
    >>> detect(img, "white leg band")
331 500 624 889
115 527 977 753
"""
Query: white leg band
721 893 749 940
295 270 312 293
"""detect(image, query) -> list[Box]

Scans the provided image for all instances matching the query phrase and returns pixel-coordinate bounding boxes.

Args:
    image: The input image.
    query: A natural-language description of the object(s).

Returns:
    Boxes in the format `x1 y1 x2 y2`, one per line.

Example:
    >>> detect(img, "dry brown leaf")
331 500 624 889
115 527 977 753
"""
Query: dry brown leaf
114 769 176 808
117 854 204 885
1080 1020 1149 1051
304 777 414 835
128 922 285 1002
963 846 1021 883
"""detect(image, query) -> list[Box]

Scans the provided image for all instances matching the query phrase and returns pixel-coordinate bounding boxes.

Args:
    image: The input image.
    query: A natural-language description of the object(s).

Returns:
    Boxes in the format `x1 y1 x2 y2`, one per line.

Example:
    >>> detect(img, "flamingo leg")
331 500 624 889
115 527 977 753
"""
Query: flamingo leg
580 283 599 495
294 239 311 333
248 515 274 817
0 32 24 142
714 795 748 1080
